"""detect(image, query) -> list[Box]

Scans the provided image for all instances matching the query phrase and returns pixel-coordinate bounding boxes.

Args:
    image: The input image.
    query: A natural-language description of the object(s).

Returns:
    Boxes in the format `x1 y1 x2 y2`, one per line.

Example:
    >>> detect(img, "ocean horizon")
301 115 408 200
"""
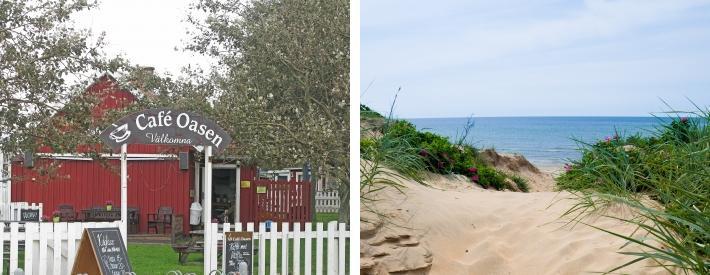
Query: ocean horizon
406 116 673 169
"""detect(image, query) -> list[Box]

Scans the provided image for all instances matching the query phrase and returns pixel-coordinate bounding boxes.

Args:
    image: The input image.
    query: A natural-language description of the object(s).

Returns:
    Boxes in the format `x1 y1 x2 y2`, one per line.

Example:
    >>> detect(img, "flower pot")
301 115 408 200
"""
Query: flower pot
106 205 113 211
52 216 60 223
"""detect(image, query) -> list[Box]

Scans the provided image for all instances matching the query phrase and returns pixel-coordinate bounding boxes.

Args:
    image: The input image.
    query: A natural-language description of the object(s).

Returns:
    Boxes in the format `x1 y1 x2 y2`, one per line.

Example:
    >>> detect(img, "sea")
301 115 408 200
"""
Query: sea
407 117 670 169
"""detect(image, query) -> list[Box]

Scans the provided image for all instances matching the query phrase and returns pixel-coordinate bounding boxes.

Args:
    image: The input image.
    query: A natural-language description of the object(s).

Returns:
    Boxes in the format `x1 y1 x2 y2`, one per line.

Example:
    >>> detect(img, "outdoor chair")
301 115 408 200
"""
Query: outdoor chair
147 206 173 234
128 207 140 234
57 204 78 222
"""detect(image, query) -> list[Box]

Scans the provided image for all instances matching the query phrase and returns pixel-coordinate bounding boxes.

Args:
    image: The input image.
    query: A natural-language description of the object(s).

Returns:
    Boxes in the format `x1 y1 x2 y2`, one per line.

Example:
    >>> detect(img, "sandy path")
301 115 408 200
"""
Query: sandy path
360 174 670 275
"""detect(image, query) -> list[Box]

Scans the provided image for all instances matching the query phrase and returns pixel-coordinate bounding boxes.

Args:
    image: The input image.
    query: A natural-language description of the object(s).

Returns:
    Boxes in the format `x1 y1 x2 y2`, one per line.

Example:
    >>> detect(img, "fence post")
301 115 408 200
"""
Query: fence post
316 223 323 275
39 223 51 273
338 223 346 275
305 222 312 275
327 222 336 274
52 223 64 274
269 223 278 275
281 222 289 275
67 223 80 275
258 222 266 275
10 222 20 272
293 223 301 275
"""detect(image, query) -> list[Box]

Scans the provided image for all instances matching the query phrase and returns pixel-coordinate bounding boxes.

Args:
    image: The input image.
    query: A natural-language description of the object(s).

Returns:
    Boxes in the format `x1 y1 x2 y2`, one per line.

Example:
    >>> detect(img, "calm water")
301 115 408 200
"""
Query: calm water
407 117 668 168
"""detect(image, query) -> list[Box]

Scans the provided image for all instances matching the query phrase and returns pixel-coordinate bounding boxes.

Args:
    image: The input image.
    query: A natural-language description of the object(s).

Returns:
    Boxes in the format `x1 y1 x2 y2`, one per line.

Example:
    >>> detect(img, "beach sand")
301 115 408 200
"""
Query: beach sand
360 168 670 275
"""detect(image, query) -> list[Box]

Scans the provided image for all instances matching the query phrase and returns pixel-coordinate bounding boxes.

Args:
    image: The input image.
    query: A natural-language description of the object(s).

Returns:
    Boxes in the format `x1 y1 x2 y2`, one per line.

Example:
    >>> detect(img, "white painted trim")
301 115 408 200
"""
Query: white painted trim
234 165 241 223
7 154 10 202
194 161 200 203
36 153 178 159
120 144 128 248
203 146 213 275
212 163 238 169
41 157 171 161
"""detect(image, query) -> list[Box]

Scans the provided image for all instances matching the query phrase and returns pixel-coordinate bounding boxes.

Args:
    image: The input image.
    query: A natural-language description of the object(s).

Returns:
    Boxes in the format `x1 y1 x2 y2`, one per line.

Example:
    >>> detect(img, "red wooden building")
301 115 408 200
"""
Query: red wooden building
9 74 312 233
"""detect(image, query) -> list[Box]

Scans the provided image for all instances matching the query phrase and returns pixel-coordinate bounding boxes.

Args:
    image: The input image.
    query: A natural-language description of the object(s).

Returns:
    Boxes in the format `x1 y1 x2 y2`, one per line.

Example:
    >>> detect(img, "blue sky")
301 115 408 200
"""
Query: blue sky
361 0 710 117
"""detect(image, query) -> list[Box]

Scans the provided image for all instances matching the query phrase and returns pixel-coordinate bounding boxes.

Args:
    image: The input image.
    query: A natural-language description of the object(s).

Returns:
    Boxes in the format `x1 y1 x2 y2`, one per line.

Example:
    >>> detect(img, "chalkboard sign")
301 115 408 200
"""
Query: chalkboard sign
20 209 40 221
223 232 253 275
71 228 132 275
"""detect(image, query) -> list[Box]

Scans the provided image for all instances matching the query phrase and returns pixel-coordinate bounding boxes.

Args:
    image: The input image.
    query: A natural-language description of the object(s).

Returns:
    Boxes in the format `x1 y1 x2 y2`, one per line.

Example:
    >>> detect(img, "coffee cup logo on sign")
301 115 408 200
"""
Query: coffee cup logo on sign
108 123 131 143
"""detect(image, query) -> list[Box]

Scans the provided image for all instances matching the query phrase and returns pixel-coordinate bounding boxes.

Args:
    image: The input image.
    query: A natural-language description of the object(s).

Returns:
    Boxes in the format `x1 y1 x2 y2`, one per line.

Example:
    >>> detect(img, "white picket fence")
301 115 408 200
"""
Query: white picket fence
206 221 350 275
0 221 121 275
315 191 340 213
0 202 43 221
1 221 349 275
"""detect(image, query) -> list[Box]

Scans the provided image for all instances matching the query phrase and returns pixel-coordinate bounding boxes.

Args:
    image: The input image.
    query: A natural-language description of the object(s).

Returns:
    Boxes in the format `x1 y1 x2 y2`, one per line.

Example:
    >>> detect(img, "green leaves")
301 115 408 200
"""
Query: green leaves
185 0 349 179
0 0 131 156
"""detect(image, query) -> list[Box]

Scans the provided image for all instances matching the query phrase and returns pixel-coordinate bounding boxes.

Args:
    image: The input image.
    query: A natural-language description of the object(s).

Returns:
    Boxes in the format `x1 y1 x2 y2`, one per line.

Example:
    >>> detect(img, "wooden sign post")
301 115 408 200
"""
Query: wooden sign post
71 228 132 275
223 232 253 275
99 108 233 259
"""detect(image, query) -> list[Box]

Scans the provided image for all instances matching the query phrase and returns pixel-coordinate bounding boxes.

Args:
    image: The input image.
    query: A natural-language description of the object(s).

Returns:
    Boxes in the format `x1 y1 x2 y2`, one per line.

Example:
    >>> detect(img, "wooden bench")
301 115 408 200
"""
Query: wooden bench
170 215 203 264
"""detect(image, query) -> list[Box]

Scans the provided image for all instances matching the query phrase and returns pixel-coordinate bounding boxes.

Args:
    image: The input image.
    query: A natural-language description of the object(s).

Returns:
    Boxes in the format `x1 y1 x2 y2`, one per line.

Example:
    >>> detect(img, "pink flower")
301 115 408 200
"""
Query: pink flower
564 163 572 172
605 136 611 143
105 200 113 205
680 117 689 123
52 210 60 217
419 149 429 157
471 175 479 182
468 167 478 174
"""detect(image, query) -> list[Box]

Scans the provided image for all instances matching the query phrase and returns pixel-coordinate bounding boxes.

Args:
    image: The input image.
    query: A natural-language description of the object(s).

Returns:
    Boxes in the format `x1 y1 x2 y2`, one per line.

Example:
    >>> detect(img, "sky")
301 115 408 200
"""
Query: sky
362 0 710 118
74 0 210 76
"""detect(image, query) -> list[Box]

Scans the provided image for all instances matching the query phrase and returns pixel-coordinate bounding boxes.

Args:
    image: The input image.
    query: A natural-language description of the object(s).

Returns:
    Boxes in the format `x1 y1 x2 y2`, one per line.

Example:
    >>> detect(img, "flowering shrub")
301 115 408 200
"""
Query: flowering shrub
382 120 517 190
52 210 60 217
362 108 526 192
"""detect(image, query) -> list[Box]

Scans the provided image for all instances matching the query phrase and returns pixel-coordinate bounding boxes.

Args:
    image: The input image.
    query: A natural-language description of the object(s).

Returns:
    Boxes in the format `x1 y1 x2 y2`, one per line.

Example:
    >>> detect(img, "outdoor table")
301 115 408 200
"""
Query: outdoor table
81 208 138 223
81 208 121 222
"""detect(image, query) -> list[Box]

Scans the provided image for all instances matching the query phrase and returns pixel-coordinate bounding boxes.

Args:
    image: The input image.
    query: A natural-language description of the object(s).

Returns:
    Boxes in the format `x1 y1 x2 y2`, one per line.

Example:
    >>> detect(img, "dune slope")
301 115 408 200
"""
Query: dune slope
360 172 670 275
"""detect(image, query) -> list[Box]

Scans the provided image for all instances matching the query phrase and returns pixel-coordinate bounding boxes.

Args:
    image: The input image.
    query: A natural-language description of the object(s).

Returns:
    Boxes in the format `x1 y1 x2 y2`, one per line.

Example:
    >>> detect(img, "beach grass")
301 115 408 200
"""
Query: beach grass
557 105 709 274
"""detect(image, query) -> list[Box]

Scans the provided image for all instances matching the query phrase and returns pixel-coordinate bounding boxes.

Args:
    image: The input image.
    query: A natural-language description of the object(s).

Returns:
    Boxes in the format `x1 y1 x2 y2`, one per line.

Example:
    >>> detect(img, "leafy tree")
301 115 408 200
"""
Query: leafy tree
0 0 128 181
187 0 350 221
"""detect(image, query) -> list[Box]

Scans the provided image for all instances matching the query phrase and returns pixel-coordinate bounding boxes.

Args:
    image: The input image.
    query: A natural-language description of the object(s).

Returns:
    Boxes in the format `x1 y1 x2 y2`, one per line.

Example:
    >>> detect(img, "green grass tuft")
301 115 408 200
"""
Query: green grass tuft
557 103 709 275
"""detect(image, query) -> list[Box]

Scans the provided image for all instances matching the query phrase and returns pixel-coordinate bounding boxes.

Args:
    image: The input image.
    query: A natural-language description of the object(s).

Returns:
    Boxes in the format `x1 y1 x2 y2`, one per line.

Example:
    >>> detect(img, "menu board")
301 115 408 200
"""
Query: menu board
224 232 253 275
20 209 40 221
71 228 132 275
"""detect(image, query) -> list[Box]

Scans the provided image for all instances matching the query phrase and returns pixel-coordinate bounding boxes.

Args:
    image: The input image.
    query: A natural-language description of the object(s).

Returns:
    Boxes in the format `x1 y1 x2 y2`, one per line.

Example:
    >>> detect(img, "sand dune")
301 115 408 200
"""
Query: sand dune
360 172 671 275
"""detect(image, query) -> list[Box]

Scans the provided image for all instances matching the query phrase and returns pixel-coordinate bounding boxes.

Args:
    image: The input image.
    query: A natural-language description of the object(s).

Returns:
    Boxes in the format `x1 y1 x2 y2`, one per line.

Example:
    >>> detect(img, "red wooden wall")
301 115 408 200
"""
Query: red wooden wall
11 155 192 233
239 166 258 223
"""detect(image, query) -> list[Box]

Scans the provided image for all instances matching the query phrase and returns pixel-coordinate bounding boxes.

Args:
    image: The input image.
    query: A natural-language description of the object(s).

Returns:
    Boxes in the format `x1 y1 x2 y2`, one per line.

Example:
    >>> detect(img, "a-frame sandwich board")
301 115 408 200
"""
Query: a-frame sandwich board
71 227 132 275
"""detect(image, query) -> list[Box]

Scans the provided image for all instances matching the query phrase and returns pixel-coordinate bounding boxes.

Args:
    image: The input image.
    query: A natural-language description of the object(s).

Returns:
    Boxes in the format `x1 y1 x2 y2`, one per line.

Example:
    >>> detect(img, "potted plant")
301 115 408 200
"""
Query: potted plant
52 211 60 223
105 200 113 211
